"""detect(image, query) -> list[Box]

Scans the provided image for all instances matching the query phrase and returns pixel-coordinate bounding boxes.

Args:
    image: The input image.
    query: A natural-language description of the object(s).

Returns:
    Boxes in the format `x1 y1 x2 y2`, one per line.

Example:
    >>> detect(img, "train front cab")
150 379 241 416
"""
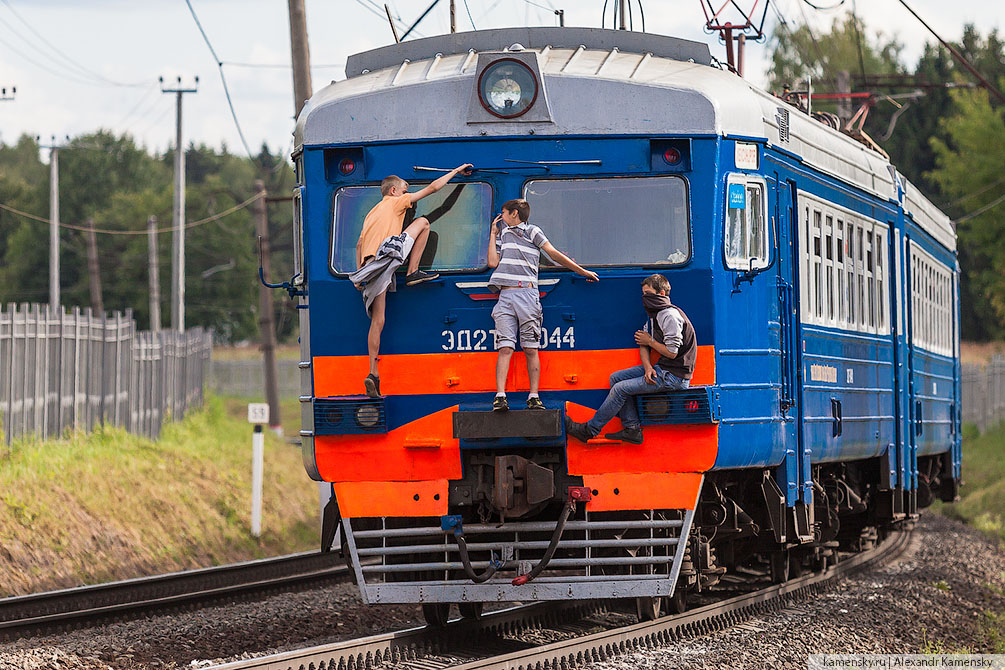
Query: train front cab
295 133 728 607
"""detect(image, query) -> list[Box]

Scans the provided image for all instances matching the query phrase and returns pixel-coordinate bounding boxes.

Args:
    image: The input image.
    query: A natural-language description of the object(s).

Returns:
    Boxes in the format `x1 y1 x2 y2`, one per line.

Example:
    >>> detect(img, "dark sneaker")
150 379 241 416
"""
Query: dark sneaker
565 416 594 443
526 396 546 410
604 427 644 444
364 374 380 398
405 270 439 286
492 396 509 412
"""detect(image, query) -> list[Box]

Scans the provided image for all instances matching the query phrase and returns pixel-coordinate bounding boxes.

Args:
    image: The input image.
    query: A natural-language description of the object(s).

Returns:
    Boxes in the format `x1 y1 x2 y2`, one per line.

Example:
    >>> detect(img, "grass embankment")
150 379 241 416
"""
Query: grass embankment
0 395 318 597
932 421 1005 653
939 422 1005 543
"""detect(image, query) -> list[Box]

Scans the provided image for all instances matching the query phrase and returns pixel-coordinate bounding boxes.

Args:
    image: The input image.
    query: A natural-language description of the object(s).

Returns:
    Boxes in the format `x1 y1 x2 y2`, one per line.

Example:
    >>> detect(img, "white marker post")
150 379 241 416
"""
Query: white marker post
247 403 270 538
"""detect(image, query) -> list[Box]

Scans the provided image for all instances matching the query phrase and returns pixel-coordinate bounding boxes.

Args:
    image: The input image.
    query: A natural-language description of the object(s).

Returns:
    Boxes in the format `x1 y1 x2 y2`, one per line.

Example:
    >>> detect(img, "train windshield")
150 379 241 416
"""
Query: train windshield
524 176 690 266
330 182 493 274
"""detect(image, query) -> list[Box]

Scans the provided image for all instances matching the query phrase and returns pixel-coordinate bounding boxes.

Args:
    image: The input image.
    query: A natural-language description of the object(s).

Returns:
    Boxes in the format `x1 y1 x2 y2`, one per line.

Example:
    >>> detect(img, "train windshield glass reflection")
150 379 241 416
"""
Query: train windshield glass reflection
330 182 493 274
524 176 690 266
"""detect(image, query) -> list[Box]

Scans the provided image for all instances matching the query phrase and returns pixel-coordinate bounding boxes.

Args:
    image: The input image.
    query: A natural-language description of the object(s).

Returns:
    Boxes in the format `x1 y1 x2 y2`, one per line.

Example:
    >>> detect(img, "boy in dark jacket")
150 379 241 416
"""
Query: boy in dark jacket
565 274 696 444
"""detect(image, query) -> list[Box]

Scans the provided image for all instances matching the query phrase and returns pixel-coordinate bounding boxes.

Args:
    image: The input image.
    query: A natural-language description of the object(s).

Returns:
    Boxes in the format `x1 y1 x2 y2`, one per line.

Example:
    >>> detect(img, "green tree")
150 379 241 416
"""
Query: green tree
928 87 1005 339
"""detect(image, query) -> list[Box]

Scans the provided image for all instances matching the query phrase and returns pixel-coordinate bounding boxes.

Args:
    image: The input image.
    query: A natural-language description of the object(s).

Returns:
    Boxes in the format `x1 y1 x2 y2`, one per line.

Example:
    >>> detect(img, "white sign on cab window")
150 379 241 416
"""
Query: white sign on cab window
735 143 759 170
247 403 270 425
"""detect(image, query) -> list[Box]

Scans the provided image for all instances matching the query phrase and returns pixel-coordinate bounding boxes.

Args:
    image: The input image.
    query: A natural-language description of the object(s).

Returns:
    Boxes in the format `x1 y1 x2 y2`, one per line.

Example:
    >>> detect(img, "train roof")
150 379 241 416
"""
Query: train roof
295 27 955 251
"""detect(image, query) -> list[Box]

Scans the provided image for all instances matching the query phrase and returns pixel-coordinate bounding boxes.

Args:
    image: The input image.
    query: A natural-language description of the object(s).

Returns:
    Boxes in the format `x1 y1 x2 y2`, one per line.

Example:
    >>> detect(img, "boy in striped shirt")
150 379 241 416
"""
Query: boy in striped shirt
488 199 599 411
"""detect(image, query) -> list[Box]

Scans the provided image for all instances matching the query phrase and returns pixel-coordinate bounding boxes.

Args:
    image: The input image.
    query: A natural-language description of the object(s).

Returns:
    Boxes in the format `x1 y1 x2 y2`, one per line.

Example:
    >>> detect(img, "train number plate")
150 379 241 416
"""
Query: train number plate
440 326 576 351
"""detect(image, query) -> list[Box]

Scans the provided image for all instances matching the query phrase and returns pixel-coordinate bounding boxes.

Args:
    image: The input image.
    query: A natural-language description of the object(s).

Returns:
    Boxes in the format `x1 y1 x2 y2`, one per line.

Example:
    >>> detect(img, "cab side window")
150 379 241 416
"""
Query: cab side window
724 176 768 270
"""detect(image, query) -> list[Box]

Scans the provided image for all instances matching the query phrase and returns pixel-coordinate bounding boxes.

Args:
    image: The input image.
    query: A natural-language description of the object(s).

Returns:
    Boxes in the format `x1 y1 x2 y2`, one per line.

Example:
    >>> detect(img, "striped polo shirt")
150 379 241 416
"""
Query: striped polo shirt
489 222 549 291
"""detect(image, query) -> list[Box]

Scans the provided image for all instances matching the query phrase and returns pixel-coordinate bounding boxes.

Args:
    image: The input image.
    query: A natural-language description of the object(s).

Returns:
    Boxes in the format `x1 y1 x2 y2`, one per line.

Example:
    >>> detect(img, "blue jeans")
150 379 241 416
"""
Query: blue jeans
586 365 689 436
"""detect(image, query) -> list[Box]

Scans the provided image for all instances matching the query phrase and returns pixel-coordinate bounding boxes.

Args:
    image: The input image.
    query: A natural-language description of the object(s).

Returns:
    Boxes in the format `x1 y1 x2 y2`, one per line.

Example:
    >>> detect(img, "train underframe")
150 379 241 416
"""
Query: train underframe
326 439 959 625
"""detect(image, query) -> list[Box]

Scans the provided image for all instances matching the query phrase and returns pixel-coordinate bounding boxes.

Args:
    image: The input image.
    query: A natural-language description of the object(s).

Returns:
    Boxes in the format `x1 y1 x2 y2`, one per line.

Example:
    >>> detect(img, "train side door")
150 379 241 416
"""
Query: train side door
775 178 812 537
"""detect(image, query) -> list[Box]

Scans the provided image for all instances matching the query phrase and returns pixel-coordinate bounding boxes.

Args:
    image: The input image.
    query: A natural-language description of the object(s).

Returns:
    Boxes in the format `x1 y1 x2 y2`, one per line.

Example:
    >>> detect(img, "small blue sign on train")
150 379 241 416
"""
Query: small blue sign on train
728 183 746 209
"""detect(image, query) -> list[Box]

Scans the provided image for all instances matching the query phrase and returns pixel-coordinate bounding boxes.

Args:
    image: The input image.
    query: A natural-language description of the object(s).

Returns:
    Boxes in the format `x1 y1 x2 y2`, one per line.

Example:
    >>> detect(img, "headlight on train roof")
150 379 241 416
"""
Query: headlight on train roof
478 58 538 119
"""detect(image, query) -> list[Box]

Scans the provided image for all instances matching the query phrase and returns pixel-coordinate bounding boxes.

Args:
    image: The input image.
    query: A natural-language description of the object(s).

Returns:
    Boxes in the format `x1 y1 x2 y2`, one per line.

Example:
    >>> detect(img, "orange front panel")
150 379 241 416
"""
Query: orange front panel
583 472 704 511
314 406 462 483
334 479 448 518
564 402 718 475
313 345 715 397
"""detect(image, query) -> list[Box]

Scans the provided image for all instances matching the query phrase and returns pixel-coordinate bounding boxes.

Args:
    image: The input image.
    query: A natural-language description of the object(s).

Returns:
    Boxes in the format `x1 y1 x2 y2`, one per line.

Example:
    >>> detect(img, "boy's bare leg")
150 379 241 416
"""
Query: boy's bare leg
403 217 430 274
524 348 540 395
367 290 387 377
496 347 514 395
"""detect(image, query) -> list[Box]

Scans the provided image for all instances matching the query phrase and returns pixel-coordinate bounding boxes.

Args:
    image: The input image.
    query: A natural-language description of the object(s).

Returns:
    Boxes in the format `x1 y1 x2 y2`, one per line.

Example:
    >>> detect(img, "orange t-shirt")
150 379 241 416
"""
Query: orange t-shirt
356 194 414 268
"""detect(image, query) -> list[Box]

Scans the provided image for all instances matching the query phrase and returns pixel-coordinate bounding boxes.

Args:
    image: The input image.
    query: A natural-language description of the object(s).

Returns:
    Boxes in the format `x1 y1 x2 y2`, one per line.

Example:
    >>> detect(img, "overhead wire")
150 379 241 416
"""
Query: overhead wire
0 192 264 235
184 0 255 160
462 0 477 29
113 84 161 130
946 175 1005 208
847 0 868 83
0 0 146 88
893 0 1005 105
800 0 845 11
955 191 1005 224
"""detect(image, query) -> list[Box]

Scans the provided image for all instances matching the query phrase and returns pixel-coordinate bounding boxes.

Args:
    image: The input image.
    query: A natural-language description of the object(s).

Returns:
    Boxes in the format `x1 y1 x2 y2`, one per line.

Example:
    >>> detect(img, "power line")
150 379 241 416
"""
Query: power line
0 0 146 88
800 0 845 11
463 0 477 29
947 175 1005 208
220 61 346 70
0 192 264 235
894 0 1005 105
184 0 254 159
955 191 1005 224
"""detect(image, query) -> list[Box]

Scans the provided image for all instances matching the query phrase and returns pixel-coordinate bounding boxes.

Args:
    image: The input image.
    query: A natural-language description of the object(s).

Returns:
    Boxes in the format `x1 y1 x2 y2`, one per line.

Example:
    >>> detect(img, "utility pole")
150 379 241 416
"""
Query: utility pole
147 216 161 332
39 135 66 310
619 0 627 29
449 0 456 33
160 76 198 333
287 0 313 117
556 9 565 26
85 218 103 314
254 181 282 435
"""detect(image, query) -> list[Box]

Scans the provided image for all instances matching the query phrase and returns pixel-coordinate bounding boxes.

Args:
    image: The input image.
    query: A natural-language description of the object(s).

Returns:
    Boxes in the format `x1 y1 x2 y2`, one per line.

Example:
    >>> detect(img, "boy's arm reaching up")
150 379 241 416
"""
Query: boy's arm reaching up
540 241 599 282
409 163 473 204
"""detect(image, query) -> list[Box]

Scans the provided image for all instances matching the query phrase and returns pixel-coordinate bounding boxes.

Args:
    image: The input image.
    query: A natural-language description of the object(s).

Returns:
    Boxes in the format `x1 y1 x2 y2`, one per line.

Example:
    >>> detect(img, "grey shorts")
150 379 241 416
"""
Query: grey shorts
491 287 542 350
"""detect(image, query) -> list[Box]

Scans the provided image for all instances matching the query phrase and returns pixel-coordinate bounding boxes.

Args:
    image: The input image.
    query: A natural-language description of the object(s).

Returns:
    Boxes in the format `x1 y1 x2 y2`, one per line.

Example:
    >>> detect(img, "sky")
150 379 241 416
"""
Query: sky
0 0 1001 159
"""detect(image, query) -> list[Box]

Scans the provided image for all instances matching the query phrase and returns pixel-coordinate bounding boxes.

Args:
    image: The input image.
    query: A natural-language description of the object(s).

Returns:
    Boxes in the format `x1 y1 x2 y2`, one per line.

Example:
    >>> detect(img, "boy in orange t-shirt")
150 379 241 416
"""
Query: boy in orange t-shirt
352 164 472 397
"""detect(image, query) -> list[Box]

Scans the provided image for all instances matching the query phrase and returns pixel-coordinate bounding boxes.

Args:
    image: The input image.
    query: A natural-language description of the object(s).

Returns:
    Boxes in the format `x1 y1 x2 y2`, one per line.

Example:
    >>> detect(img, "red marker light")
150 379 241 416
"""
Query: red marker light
686 399 700 413
339 158 356 175
663 147 681 165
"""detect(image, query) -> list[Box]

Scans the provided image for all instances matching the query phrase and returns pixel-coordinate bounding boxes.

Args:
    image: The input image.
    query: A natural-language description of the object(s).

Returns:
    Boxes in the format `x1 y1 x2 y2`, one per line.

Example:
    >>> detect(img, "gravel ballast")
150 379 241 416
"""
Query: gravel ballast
1 513 1002 669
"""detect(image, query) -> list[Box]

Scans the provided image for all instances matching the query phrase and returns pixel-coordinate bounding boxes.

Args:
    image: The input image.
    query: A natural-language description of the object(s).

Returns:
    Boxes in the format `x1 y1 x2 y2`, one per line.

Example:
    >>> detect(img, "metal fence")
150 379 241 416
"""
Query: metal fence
208 359 299 398
0 303 212 445
962 355 1005 433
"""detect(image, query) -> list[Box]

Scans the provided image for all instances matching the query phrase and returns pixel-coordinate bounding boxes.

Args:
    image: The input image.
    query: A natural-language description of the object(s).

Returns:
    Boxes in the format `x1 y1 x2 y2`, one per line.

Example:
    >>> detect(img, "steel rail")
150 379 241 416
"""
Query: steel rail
0 550 350 640
203 529 912 670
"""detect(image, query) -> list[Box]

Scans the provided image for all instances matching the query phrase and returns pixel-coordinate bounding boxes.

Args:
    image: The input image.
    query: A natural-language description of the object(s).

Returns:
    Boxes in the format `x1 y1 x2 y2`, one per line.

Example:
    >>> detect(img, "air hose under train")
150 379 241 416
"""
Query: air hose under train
443 487 593 586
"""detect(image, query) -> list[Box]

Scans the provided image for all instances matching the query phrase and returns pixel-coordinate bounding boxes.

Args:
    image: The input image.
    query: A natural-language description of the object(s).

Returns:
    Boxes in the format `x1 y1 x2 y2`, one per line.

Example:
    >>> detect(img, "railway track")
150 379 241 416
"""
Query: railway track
205 528 912 670
0 550 350 641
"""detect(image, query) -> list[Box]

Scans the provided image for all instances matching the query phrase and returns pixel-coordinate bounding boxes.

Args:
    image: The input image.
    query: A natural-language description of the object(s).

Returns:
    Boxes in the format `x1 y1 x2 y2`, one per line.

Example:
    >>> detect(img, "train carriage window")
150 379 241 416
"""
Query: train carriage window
523 176 690 266
329 182 493 274
723 176 768 271
875 230 885 331
812 210 822 319
846 222 856 327
837 219 845 323
825 215 835 323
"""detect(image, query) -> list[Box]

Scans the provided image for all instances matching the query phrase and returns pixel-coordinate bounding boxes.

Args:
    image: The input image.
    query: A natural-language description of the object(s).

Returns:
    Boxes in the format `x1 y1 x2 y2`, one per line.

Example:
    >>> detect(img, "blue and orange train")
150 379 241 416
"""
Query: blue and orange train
286 27 961 623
